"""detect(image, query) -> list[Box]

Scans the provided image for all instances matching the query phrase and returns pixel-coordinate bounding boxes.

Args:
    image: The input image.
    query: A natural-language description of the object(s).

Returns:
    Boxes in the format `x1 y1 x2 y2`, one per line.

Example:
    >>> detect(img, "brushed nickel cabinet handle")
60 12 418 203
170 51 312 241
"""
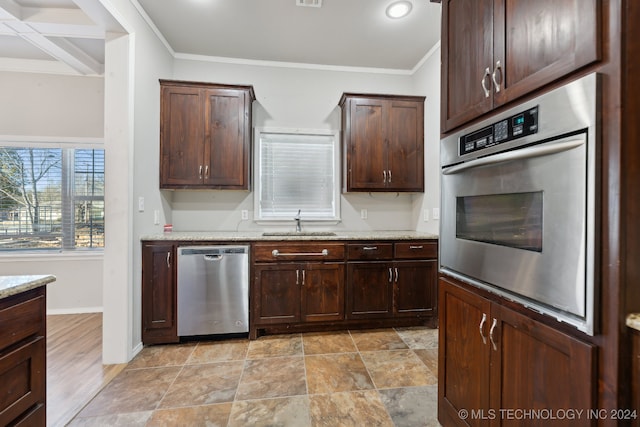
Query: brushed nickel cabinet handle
204 165 209 178
481 67 491 98
492 60 502 93
296 269 299 285
489 318 498 351
199 165 203 179
388 267 393 283
479 313 487 345
272 249 329 257
409 245 423 249
394 267 398 282
383 170 387 183
302 270 306 286
363 246 378 251
388 170 392 183
166 252 171 268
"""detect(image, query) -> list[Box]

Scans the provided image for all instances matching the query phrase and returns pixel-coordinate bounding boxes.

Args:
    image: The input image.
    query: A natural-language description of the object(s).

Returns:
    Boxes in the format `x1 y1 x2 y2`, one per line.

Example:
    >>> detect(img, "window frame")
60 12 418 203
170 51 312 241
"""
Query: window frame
0 136 104 253
253 127 341 224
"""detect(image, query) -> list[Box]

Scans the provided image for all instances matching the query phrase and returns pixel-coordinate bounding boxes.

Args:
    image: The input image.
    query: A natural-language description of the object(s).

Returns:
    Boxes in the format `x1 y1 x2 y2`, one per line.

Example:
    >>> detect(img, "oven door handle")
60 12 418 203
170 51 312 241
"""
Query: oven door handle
442 138 584 175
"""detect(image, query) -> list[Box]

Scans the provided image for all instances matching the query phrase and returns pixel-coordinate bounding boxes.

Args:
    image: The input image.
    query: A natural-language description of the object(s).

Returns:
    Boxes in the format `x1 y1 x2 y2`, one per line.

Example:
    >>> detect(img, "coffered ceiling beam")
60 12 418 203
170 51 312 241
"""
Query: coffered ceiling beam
0 1 105 75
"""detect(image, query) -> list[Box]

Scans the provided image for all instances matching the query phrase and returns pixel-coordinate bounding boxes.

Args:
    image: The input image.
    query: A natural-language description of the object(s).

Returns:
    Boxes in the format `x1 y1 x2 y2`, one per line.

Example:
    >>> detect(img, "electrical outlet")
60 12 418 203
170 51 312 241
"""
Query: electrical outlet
360 209 368 219
154 210 160 225
138 197 144 212
433 208 440 220
241 209 249 220
423 209 429 221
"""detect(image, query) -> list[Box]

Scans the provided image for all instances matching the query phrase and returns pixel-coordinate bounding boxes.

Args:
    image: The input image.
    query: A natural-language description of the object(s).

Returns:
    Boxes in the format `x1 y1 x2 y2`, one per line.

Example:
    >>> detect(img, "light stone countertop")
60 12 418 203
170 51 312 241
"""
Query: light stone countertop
0 275 56 300
141 230 439 242
627 313 640 332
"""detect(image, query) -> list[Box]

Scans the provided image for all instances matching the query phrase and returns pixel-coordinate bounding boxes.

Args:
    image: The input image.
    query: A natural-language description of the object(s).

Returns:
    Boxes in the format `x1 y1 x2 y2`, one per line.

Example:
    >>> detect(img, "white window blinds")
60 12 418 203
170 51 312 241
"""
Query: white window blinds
257 130 338 220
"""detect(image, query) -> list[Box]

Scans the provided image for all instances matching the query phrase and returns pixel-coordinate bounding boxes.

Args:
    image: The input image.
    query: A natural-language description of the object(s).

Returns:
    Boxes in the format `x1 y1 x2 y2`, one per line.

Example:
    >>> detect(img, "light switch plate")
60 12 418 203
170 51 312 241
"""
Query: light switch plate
360 209 368 219
138 197 144 212
154 210 160 225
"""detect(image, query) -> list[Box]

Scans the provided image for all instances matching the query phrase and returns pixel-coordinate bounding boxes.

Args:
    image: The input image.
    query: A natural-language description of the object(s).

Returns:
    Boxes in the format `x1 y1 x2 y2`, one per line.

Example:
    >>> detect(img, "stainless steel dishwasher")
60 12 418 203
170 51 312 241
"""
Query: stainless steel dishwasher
177 245 249 337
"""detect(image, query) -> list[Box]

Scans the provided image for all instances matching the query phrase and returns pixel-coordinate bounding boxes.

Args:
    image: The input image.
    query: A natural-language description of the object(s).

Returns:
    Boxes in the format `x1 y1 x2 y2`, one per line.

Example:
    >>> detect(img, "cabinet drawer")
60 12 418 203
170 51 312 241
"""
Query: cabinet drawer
394 241 438 259
347 243 393 260
0 295 44 350
0 337 45 425
253 242 345 262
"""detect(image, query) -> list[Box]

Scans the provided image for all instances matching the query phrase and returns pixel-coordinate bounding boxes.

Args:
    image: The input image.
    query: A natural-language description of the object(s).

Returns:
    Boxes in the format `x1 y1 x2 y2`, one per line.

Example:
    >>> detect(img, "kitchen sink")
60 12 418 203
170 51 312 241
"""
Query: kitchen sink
261 231 337 237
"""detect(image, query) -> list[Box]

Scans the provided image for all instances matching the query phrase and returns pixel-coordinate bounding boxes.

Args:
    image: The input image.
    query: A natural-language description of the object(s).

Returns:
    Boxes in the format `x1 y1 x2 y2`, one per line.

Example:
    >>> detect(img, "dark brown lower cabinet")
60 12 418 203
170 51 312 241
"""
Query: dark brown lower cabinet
252 262 345 336
142 242 178 345
439 276 597 427
347 260 436 319
0 287 46 426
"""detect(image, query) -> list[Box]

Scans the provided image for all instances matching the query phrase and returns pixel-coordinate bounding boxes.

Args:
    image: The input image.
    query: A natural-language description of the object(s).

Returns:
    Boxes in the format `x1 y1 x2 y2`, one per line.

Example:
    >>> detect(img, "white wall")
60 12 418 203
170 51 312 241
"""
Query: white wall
100 0 174 363
0 72 104 138
412 44 442 235
0 71 105 313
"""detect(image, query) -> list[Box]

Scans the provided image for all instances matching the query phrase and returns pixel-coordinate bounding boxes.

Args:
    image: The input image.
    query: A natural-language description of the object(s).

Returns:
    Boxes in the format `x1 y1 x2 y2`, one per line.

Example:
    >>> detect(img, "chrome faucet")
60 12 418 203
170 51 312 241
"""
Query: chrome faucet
294 209 302 232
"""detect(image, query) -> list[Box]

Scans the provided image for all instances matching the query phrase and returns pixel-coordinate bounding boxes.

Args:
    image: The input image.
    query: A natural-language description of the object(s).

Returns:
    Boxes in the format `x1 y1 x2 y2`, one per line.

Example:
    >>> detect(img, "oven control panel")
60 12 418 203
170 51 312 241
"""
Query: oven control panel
459 106 539 156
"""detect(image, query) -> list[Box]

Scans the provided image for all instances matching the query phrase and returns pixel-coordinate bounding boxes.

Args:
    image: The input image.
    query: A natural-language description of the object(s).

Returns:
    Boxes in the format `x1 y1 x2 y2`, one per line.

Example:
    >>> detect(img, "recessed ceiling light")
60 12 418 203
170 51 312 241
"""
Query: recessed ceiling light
386 1 412 19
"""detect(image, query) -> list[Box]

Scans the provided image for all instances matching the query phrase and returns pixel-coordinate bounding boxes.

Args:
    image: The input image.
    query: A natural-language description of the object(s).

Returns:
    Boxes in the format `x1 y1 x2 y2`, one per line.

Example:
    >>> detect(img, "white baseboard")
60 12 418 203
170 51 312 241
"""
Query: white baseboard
131 342 143 360
47 307 103 315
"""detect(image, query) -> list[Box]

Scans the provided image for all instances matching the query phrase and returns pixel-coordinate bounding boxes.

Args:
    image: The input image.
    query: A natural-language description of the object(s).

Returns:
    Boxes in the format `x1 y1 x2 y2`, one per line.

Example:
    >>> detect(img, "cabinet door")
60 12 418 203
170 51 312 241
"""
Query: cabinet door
489 304 596 426
441 0 495 133
438 277 492 427
253 264 301 325
347 262 393 319
387 100 424 192
142 243 178 344
160 85 204 187
393 260 436 317
301 263 345 322
204 88 251 189
346 98 387 191
492 0 601 107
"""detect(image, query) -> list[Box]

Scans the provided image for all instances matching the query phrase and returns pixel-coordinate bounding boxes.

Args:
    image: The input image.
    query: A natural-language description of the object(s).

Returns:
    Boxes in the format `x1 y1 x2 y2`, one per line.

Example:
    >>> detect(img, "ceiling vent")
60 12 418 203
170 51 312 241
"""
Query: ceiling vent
296 0 322 7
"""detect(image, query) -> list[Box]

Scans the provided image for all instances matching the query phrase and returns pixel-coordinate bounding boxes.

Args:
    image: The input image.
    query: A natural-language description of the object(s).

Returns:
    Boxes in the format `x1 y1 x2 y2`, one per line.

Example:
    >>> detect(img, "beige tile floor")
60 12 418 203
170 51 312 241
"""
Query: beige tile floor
69 327 440 427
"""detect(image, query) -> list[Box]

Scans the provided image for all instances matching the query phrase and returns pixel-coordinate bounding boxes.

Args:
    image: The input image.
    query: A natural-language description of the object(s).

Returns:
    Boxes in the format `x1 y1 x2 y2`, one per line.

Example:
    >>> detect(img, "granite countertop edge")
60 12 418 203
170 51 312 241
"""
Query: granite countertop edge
0 275 56 300
626 313 640 332
140 230 439 242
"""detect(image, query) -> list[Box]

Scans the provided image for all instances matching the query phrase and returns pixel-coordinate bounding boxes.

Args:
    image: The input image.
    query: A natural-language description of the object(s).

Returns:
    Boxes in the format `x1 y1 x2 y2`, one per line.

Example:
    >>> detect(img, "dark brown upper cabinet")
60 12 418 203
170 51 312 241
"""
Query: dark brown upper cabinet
441 0 601 133
339 93 425 193
159 80 255 190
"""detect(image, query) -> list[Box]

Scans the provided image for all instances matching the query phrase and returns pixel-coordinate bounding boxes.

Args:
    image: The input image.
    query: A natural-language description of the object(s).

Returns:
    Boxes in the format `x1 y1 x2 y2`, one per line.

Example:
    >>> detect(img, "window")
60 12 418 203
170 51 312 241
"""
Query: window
256 128 339 221
0 146 104 251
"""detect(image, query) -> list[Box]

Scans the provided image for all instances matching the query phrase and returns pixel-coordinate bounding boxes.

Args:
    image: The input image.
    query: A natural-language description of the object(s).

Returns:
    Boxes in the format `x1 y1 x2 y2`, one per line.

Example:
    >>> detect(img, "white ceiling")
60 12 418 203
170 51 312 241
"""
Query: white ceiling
0 0 442 75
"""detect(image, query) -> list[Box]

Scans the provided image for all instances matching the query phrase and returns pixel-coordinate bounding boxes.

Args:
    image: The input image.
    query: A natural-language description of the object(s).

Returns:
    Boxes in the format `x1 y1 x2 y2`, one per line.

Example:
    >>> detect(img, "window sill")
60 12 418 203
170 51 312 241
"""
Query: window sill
0 251 104 263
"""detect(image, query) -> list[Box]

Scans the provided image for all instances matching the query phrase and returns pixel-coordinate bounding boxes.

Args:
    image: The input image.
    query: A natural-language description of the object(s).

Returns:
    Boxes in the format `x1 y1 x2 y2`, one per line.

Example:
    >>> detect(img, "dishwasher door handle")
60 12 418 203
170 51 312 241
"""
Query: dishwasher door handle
204 255 223 261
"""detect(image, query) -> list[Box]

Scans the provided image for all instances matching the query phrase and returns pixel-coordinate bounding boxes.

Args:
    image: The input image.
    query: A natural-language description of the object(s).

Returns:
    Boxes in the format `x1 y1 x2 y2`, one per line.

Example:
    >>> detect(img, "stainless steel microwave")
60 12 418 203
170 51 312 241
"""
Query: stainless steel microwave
439 73 599 336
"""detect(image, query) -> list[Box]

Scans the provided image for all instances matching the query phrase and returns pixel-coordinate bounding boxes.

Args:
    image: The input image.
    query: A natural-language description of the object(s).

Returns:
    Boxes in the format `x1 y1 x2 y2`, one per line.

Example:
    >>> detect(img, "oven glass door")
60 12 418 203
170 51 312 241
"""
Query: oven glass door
440 133 593 327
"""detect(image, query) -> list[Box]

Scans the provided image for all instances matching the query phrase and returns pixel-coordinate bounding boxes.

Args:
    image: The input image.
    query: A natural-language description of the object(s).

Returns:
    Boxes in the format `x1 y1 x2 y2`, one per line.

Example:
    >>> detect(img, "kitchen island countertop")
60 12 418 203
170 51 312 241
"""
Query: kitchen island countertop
141 230 439 242
0 275 56 300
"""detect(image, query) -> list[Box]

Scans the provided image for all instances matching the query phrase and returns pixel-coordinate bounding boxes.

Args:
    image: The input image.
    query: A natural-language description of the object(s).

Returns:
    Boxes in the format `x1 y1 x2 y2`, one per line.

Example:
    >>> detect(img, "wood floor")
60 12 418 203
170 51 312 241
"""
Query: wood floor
46 313 126 427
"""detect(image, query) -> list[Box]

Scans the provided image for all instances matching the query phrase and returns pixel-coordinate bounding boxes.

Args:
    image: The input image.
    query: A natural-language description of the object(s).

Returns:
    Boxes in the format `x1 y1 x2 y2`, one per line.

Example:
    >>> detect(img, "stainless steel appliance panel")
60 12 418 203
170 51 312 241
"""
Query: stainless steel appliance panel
177 246 249 336
440 73 598 335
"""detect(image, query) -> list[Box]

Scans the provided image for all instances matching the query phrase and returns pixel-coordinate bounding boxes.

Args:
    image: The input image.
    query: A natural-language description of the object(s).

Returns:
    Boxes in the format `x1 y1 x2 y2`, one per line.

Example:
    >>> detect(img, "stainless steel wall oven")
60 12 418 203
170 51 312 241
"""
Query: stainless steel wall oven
440 73 599 335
